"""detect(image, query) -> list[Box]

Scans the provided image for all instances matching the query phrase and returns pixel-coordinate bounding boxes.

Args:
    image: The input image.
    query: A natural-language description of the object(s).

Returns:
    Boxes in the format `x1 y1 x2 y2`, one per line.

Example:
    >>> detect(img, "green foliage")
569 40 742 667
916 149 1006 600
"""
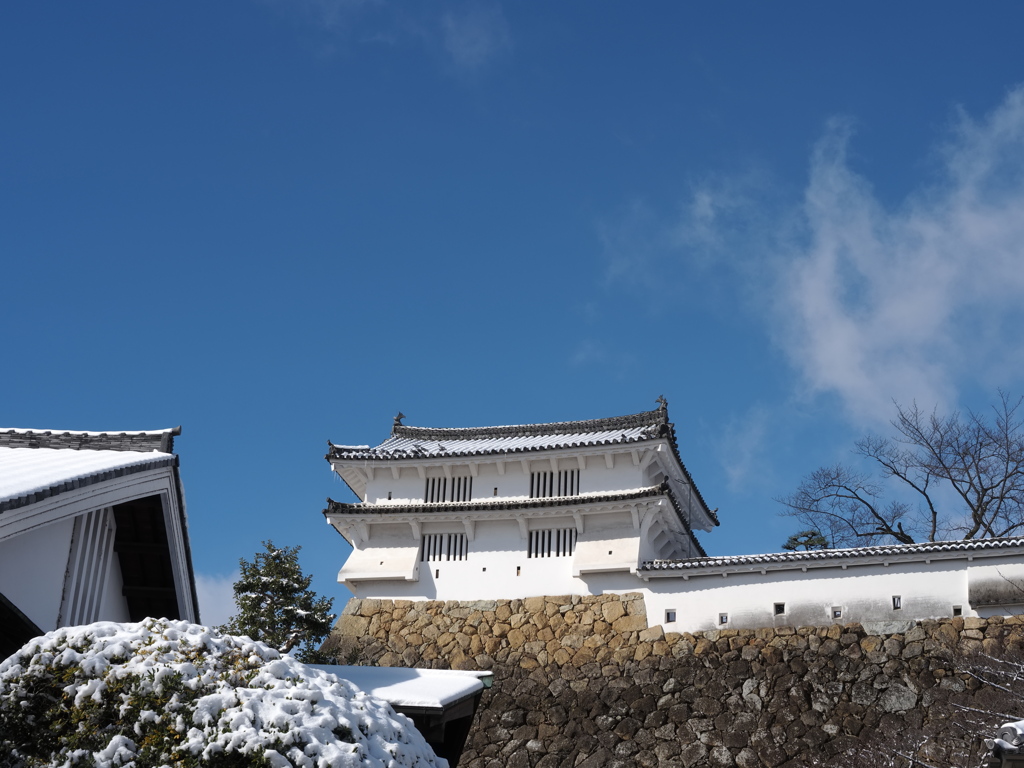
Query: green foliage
218 540 336 663
782 529 829 551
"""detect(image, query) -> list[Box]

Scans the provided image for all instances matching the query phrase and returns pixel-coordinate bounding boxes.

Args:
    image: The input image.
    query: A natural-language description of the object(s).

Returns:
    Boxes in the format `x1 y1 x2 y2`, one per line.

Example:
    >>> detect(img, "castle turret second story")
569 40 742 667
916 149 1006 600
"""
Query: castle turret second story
323 403 716 601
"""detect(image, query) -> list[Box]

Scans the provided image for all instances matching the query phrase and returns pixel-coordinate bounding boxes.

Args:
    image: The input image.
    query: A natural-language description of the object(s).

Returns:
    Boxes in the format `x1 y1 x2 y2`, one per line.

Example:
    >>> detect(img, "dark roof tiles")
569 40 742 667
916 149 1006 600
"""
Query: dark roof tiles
641 536 1024 572
323 482 708 558
327 408 716 523
0 427 181 454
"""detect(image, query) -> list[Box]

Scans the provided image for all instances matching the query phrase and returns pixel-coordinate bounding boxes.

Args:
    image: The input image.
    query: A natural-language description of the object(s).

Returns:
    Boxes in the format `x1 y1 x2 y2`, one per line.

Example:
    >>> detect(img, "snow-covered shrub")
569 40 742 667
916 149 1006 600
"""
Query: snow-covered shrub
0 618 447 768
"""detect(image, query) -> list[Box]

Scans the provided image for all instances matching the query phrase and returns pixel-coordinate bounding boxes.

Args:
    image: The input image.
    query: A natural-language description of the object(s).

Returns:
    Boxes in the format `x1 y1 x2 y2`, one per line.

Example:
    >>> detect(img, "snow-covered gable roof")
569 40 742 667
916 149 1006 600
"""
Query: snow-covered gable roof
0 430 179 514
0 426 199 641
640 536 1024 577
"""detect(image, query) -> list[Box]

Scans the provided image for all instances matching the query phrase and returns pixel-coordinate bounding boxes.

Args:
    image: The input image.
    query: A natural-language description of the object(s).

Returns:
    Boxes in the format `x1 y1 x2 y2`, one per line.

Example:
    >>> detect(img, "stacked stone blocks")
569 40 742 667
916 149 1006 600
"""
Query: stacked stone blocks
323 593 1024 767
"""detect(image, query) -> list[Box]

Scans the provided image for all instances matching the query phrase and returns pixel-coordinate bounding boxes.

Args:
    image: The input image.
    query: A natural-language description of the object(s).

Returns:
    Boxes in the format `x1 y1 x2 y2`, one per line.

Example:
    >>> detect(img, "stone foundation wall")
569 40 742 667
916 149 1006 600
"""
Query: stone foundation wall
322 593 1024 767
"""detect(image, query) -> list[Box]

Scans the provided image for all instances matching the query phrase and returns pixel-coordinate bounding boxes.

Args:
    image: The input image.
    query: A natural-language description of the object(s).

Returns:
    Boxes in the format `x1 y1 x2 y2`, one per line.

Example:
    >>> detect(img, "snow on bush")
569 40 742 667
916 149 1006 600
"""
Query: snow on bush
0 618 447 768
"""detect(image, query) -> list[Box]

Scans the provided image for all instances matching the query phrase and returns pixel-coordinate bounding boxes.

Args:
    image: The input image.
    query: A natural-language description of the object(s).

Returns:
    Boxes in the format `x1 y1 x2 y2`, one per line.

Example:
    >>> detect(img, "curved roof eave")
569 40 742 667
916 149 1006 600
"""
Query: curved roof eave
326 407 716 523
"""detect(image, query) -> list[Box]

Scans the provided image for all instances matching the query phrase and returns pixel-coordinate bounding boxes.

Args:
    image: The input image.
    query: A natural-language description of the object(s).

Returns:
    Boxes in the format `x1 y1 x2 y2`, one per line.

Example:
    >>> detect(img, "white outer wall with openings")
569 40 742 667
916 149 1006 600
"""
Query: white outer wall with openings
640 544 1024 634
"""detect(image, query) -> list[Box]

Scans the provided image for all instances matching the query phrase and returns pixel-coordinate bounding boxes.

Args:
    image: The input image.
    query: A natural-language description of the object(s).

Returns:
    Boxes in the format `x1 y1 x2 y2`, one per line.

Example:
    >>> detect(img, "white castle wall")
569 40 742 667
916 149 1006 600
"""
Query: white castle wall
641 561 975 634
363 450 650 505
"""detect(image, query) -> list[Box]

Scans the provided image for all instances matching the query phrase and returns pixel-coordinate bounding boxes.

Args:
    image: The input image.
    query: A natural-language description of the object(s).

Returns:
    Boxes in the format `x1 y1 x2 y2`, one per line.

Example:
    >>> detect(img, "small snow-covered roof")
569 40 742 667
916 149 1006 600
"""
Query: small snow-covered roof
312 665 489 712
641 536 1024 577
0 429 179 513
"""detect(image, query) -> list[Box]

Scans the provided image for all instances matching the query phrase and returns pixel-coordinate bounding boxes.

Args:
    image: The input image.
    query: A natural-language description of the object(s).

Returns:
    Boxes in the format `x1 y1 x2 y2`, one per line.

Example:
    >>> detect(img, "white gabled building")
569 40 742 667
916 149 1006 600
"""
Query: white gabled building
324 404 716 601
324 405 1024 634
0 427 199 659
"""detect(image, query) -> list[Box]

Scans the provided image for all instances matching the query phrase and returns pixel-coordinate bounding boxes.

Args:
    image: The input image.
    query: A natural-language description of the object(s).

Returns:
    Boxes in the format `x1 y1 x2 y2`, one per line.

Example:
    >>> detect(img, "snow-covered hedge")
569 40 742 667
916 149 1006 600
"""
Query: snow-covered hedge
0 618 447 768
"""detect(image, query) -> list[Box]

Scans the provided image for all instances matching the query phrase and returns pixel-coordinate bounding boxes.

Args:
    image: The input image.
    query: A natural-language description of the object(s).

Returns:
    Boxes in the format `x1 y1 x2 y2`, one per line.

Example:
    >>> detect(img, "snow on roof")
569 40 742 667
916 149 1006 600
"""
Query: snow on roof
312 665 488 712
327 406 716 521
329 409 669 461
0 446 175 511
641 536 1024 574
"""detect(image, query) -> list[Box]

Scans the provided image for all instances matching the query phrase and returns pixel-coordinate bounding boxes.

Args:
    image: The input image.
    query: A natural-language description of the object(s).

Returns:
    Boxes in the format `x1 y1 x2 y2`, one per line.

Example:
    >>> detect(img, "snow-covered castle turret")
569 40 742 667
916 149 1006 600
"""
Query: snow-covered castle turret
324 404 716 601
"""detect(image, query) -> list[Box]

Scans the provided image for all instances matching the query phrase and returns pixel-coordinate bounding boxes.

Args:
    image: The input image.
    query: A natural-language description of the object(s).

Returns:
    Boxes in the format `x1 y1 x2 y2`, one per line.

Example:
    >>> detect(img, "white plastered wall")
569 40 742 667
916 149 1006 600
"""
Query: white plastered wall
360 450 651 505
341 516 644 601
0 517 76 630
643 560 976 634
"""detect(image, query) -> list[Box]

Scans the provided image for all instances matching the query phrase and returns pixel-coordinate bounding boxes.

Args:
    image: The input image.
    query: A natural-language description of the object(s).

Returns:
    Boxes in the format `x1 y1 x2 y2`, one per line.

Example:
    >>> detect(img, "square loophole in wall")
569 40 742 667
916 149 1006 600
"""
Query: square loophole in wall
774 602 786 616
832 606 843 620
952 605 963 617
665 609 677 623
719 613 728 625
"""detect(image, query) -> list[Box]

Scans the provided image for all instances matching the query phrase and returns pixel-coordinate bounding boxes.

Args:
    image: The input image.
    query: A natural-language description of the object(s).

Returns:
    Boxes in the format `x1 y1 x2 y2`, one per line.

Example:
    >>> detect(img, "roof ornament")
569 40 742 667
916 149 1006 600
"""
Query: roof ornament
656 395 668 411
393 412 406 428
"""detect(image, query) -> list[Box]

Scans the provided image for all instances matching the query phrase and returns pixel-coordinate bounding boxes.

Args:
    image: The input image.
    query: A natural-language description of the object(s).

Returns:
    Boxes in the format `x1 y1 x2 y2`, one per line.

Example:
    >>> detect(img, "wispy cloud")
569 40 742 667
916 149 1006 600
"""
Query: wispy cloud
715 405 772 492
195 571 239 628
262 0 374 31
596 86 1024 427
441 1 511 73
775 88 1024 423
599 171 776 302
260 0 511 76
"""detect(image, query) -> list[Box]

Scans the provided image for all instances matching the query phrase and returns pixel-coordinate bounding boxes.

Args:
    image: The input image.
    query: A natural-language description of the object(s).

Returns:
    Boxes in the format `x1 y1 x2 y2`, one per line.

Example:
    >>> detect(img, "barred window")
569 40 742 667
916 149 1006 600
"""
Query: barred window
421 533 468 562
528 528 577 558
530 469 579 498
424 476 473 503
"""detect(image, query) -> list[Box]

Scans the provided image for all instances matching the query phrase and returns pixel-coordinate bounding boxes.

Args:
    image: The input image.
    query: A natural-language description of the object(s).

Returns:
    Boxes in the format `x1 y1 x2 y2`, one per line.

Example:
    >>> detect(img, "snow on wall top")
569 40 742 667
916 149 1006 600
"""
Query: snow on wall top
0 445 175 512
641 536 1024 575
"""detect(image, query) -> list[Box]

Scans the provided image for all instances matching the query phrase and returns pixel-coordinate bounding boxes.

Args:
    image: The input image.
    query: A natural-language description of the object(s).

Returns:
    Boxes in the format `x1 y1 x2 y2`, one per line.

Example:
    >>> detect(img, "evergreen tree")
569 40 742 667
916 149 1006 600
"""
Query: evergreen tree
781 529 829 551
218 540 336 663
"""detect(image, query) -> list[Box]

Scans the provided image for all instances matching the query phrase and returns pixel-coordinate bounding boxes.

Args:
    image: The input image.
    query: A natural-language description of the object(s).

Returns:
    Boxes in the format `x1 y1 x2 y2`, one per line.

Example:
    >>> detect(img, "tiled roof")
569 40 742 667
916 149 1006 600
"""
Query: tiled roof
323 482 708 557
0 427 180 454
640 536 1024 573
327 408 716 524
329 409 668 460
0 445 177 513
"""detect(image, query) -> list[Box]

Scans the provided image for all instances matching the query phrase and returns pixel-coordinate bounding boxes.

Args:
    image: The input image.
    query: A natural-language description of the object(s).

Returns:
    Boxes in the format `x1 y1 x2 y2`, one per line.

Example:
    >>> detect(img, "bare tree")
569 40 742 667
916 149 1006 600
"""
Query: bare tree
779 392 1024 547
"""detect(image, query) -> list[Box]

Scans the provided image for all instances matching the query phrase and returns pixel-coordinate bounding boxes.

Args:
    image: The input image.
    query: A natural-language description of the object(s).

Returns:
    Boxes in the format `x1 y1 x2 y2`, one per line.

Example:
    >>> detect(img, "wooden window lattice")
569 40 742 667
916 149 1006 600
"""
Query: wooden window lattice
421 533 468 562
530 469 579 498
424 476 473 503
528 528 578 558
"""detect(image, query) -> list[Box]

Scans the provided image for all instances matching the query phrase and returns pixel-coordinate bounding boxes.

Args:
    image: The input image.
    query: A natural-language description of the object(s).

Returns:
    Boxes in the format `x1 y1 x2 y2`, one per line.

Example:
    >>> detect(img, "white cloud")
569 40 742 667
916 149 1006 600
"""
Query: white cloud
441 1 511 73
775 88 1024 423
195 571 239 628
715 405 771 492
262 0 373 31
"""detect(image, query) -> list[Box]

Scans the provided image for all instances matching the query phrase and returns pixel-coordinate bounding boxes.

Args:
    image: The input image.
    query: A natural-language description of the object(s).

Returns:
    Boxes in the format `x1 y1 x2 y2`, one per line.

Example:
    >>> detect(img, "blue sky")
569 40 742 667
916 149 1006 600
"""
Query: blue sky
4 3 1024 625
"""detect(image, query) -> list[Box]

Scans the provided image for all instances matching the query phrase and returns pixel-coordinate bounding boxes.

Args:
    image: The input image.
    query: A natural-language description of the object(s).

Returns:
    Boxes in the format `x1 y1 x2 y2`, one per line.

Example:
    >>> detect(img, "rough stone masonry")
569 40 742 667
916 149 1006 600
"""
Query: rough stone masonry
322 592 1023 767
